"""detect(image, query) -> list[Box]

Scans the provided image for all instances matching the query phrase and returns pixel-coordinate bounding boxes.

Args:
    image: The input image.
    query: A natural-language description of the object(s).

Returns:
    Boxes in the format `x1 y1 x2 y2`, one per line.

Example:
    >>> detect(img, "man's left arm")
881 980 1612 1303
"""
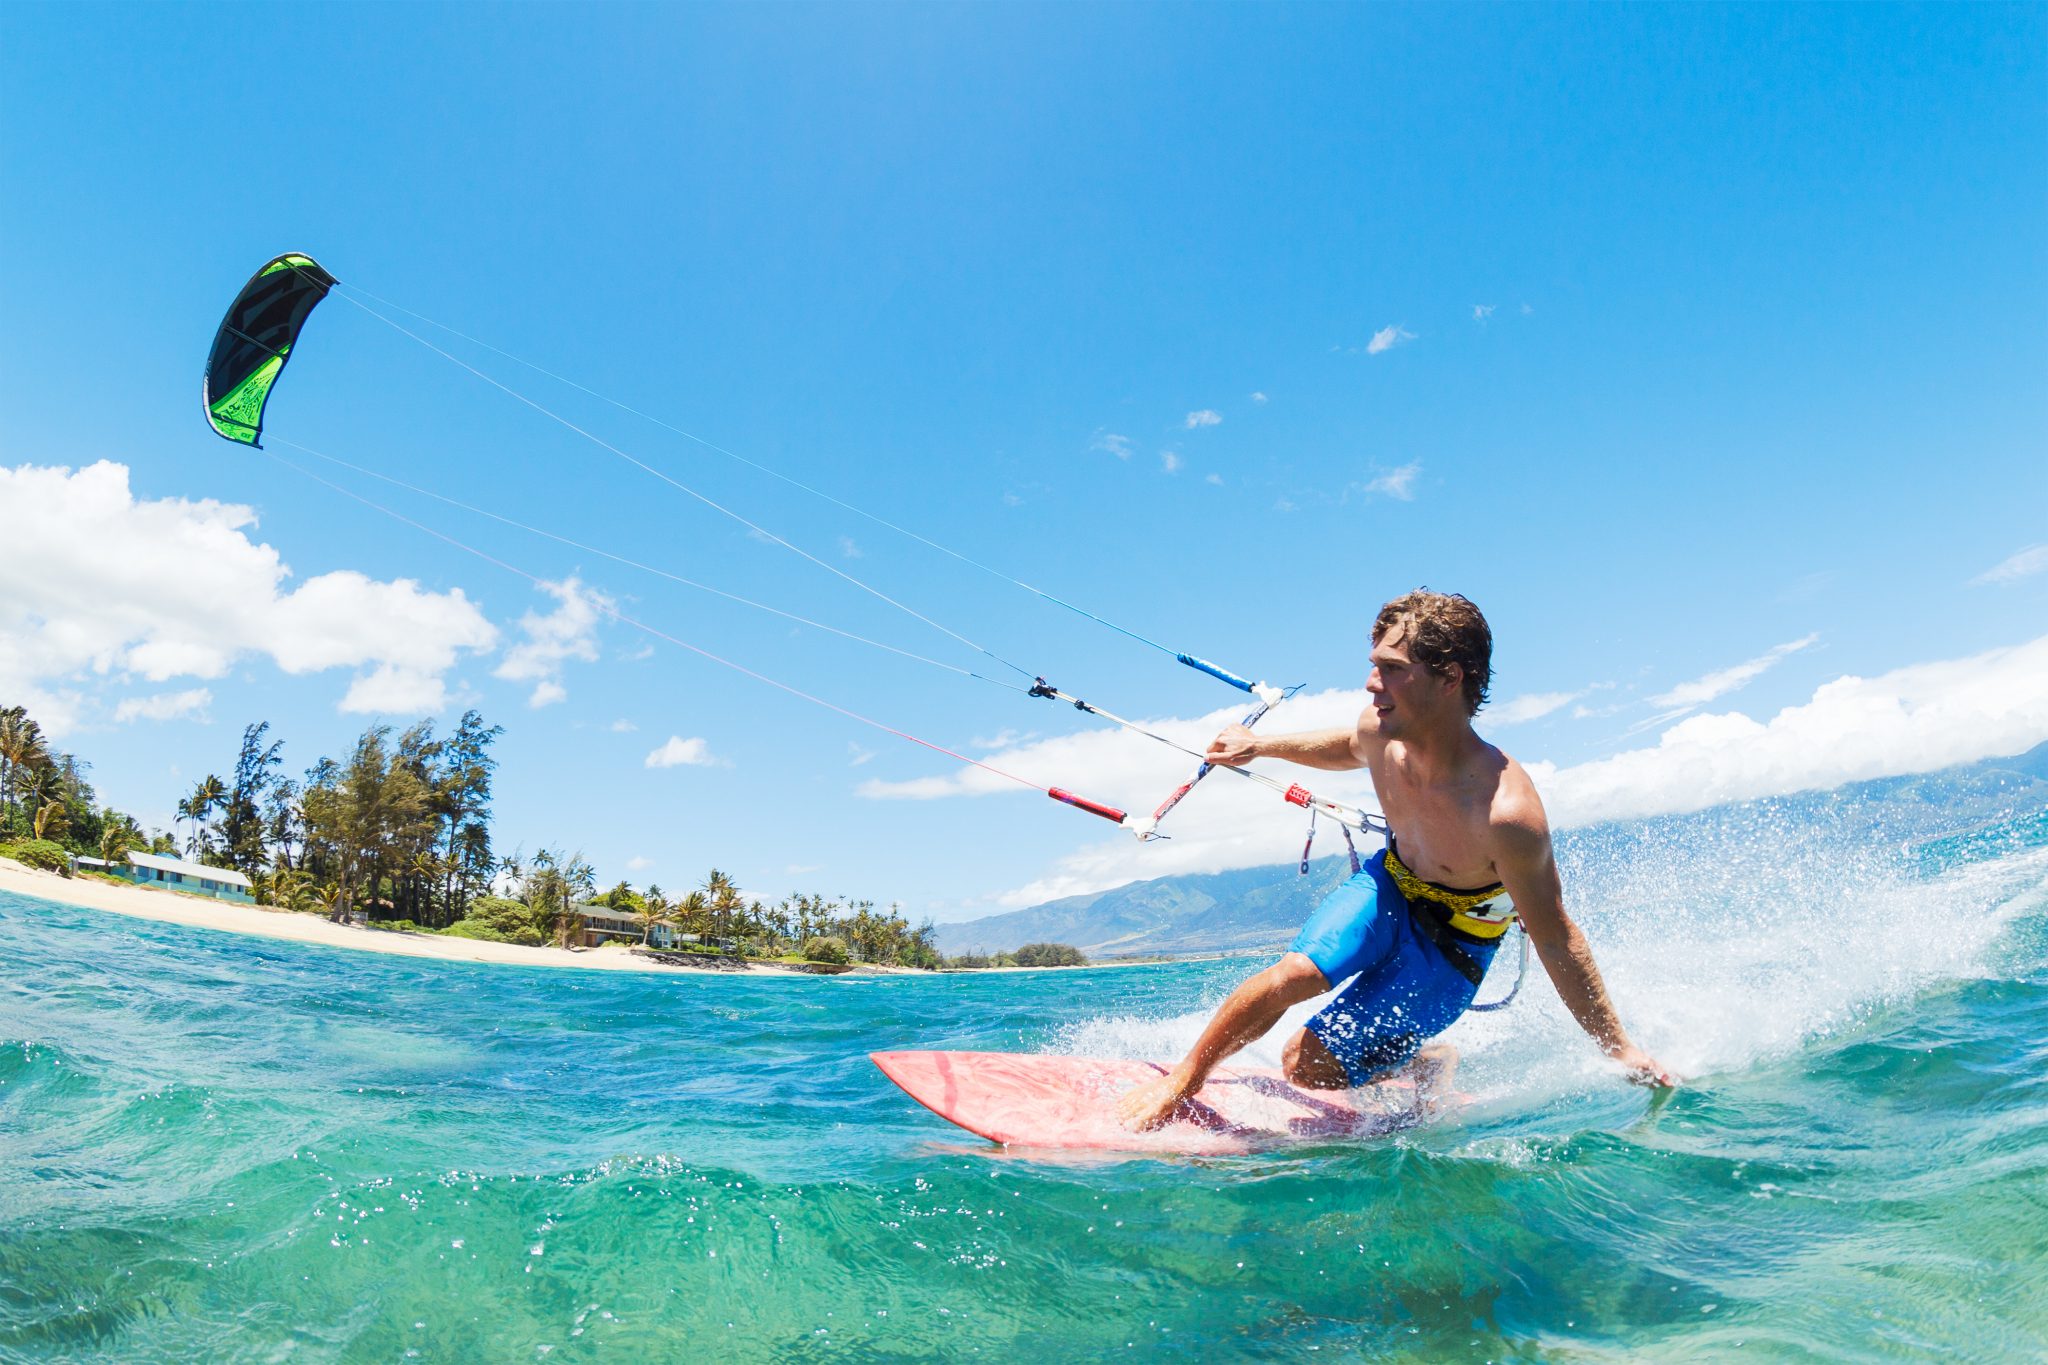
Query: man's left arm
1493 814 1678 1088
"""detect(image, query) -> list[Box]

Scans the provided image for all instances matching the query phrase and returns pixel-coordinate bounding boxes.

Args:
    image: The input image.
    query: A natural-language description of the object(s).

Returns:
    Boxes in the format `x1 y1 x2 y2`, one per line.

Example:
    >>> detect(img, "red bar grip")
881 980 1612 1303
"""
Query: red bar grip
1149 780 1197 823
1283 784 1313 807
1048 787 1127 824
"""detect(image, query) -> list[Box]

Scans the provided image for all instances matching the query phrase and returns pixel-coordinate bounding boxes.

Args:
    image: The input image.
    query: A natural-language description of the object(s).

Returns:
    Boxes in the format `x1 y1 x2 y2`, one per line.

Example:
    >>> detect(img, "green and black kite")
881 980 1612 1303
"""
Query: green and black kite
202 253 336 446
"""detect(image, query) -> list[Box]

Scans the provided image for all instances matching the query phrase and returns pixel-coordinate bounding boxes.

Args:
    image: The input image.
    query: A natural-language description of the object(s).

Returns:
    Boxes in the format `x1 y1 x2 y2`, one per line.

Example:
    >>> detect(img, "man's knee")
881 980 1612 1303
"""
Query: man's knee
1283 1027 1353 1090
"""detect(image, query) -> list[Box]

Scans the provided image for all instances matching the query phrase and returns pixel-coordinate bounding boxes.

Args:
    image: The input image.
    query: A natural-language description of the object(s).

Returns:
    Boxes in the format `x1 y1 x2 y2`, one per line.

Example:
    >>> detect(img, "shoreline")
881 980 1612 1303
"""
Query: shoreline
0 859 800 977
0 860 1177 978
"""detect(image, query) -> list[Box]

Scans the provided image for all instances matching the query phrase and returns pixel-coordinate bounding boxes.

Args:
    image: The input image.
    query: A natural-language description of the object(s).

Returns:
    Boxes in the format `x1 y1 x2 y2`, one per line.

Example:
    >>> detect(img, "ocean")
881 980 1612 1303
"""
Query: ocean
2 791 2043 1361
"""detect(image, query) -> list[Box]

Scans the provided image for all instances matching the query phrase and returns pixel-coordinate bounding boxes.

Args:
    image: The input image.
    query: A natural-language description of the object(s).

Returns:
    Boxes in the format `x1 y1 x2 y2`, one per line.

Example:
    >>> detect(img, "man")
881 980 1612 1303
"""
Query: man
1119 590 1673 1131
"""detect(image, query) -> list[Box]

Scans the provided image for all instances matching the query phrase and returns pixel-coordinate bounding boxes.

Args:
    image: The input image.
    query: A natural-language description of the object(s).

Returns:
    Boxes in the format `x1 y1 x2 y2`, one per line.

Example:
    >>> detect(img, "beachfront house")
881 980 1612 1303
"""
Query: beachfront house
574 903 678 948
75 851 255 904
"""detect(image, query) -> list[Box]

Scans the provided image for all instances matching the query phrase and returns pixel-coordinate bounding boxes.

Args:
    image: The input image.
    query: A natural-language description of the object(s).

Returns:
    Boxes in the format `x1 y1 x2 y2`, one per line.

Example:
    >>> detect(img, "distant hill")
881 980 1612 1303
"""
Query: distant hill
932 857 1353 960
933 741 2048 959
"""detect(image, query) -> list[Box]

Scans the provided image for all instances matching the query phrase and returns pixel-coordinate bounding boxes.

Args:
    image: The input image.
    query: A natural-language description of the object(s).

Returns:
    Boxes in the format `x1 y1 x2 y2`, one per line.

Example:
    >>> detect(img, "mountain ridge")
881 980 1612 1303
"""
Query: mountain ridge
932 742 2048 958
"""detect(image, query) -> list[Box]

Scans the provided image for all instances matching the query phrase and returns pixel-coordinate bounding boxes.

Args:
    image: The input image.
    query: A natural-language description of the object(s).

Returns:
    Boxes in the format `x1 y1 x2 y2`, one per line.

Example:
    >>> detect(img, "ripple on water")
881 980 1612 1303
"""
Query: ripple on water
1 822 2044 1362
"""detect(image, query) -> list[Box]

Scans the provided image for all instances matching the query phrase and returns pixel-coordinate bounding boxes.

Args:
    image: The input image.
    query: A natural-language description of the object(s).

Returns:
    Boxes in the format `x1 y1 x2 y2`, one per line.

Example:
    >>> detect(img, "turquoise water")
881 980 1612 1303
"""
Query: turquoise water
3 810 2045 1361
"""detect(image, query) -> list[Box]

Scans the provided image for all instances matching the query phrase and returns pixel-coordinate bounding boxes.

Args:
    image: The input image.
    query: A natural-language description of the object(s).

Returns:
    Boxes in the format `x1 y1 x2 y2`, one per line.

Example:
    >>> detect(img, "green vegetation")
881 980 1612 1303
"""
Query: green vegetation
0 838 71 875
2 699 958 972
801 934 849 965
943 942 1088 969
1013 942 1088 967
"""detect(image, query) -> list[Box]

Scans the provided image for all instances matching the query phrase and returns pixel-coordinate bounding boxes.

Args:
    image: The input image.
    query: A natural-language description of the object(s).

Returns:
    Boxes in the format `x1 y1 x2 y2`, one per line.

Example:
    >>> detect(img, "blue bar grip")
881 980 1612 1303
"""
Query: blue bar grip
1175 653 1256 693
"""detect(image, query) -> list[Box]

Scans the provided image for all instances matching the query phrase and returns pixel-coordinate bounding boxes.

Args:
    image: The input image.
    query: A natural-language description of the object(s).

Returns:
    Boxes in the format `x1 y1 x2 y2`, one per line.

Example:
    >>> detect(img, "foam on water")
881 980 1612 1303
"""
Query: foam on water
1051 809 2048 1123
2 788 2043 1360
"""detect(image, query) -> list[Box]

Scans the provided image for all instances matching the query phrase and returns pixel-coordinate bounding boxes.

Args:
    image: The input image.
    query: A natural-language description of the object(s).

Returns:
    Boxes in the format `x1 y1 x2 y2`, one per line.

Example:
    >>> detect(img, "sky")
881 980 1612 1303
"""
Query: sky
2 3 2044 922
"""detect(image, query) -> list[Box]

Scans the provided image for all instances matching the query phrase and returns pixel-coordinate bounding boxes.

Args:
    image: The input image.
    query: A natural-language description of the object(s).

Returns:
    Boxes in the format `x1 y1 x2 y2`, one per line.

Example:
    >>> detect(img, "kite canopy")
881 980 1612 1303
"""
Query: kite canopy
202 253 337 446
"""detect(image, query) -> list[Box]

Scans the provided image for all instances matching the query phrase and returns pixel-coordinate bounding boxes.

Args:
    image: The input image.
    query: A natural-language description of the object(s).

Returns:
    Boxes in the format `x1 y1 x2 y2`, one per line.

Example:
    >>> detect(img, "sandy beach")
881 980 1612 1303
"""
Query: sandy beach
0 858 1180 977
0 858 797 976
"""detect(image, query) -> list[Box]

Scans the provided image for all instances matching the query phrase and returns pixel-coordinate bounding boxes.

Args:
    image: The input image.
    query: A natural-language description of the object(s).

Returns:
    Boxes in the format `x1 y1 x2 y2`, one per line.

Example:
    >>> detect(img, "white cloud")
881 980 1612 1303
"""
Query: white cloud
1184 410 1223 429
341 664 454 715
785 863 821 876
112 688 212 724
625 855 653 872
1161 451 1183 474
1534 634 2048 828
838 537 863 560
493 576 609 708
1250 392 1269 404
1366 325 1414 355
609 718 638 733
1473 304 1496 321
1205 473 1224 487
1091 431 1135 460
1971 544 2048 586
970 728 1035 752
1520 303 1533 316
1487 690 1585 726
862 687 1381 905
848 742 876 767
645 735 719 769
0 461 497 733
1648 634 1817 709
1358 461 1422 501
889 633 2048 908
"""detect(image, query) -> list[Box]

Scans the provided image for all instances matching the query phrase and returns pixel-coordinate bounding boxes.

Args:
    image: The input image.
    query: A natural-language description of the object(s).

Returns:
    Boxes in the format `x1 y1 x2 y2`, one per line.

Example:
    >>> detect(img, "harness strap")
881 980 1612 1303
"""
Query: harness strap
1403 896 1488 988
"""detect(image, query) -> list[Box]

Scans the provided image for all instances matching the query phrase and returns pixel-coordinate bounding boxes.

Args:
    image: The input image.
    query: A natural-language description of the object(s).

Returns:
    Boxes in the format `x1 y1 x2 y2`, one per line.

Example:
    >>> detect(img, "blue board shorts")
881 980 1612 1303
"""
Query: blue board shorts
1289 854 1498 1084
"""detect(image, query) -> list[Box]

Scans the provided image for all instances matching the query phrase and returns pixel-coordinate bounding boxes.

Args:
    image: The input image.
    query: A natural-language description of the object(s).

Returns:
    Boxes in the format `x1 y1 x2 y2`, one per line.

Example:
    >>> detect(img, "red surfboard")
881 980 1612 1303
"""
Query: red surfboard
871 1050 1449 1155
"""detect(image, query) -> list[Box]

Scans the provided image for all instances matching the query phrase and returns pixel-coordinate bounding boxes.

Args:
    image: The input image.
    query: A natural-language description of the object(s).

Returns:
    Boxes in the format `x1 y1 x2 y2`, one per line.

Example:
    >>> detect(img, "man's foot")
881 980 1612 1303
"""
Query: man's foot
1406 1042 1459 1097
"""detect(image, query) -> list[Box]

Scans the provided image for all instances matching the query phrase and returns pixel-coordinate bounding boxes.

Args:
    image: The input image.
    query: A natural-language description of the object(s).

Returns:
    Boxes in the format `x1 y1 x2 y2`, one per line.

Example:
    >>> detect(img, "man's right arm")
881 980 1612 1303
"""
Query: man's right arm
1207 724 1367 771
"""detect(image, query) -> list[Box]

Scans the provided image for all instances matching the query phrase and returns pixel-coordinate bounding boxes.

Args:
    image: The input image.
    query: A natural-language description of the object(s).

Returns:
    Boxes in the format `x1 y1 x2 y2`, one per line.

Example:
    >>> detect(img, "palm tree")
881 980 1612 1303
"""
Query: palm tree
28 767 68 842
265 867 314 911
702 868 741 948
0 708 50 831
182 774 228 859
96 810 138 867
641 884 669 945
675 890 710 943
562 854 597 947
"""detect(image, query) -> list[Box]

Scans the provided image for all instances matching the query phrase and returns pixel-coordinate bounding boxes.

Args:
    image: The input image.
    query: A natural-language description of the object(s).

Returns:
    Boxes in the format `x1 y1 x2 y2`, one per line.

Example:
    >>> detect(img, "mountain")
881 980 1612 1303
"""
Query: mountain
932 858 1351 959
933 741 2048 959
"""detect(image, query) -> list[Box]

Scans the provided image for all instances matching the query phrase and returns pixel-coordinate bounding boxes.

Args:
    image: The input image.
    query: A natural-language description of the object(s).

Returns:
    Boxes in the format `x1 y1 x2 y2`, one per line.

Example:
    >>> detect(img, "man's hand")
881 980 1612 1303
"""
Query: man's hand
1117 1068 1198 1132
1610 1044 1679 1089
1205 724 1260 768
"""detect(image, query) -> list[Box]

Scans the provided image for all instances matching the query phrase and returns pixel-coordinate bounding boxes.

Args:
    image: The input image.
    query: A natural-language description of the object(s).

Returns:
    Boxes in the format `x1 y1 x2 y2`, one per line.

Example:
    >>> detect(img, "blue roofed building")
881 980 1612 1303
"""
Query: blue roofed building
76 851 255 904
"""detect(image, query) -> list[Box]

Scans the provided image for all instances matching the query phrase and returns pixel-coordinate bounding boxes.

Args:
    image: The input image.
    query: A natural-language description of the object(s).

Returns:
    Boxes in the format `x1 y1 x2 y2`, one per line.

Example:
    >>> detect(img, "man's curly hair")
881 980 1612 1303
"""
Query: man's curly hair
1372 590 1492 717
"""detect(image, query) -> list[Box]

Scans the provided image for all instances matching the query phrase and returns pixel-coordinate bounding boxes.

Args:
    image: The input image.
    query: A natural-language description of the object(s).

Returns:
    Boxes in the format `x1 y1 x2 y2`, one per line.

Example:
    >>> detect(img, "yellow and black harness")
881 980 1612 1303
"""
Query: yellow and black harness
1383 840 1519 991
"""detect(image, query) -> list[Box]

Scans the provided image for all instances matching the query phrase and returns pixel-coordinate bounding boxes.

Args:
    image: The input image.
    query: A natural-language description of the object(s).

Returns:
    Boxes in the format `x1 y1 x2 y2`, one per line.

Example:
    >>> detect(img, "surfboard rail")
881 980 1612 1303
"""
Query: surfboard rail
871 1049 1448 1154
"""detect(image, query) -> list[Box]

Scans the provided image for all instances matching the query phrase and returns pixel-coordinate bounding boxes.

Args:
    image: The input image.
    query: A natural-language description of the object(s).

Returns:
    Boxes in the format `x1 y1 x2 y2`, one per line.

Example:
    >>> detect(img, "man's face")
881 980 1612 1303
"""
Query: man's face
1366 625 1461 737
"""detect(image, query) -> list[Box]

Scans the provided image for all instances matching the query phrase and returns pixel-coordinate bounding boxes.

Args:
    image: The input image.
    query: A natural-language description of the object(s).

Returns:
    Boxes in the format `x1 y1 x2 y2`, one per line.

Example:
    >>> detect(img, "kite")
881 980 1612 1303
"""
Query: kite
202 253 336 447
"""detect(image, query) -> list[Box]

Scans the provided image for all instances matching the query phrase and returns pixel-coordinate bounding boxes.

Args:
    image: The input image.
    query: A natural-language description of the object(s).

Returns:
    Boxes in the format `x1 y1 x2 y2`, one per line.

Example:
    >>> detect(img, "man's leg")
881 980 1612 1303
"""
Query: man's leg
1285 1027 1458 1093
1282 1026 1352 1090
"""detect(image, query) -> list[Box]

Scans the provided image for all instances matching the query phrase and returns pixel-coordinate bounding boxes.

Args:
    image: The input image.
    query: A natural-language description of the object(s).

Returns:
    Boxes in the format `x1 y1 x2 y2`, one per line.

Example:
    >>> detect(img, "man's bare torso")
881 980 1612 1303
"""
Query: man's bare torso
1356 717 1538 889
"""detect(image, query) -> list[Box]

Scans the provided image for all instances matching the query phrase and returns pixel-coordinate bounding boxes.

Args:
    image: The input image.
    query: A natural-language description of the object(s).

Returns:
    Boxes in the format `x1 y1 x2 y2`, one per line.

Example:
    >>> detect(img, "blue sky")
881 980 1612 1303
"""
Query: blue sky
3 3 2043 920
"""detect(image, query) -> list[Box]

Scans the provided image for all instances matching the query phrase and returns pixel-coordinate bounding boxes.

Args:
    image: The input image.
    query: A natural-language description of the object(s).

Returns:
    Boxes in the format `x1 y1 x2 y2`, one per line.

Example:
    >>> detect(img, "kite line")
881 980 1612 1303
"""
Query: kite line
204 253 1388 848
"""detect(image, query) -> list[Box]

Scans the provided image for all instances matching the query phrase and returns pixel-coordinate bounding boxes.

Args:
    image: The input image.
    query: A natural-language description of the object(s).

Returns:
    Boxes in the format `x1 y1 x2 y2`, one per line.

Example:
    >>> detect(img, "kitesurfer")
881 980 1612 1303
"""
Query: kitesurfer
1118 590 1675 1130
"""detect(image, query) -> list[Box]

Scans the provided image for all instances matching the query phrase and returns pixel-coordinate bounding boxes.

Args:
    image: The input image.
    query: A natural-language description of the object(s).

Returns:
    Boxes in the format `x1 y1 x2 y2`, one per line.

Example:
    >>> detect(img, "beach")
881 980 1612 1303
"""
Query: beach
0 858 1155 978
0 858 791 976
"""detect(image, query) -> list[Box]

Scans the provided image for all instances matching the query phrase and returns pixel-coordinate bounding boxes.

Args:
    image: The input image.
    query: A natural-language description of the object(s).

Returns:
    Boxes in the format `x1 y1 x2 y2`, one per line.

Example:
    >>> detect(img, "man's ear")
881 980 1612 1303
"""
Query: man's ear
1440 662 1464 699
